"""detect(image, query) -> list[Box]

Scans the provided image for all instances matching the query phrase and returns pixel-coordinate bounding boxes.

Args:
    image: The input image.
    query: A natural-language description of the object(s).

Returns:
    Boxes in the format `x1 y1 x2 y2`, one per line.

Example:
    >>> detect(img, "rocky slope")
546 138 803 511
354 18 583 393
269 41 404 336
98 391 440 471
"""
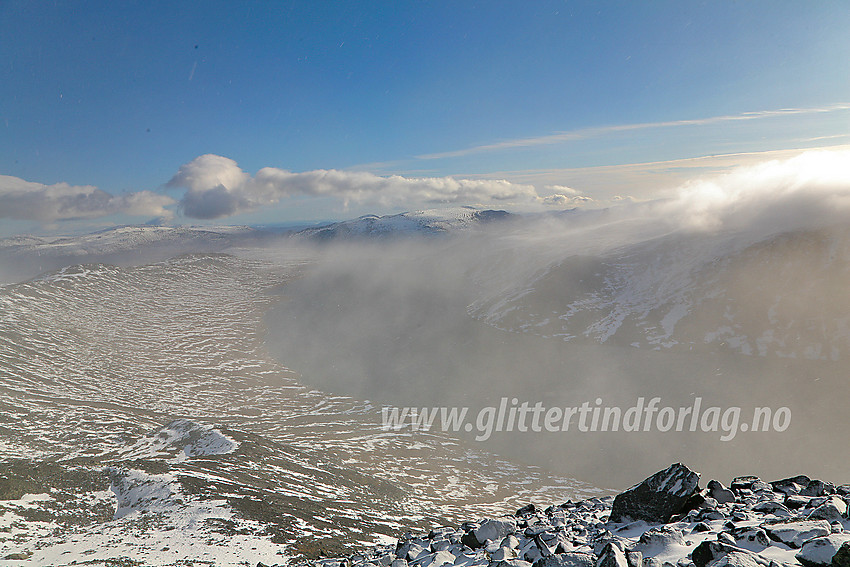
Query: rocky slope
317 464 850 567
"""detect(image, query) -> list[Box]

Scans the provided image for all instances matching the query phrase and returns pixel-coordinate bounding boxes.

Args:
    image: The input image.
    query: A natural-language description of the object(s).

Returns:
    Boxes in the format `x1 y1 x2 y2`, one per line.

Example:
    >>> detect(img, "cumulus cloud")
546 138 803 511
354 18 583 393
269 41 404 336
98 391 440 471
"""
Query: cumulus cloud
0 175 175 223
168 154 542 219
539 184 596 207
661 149 850 232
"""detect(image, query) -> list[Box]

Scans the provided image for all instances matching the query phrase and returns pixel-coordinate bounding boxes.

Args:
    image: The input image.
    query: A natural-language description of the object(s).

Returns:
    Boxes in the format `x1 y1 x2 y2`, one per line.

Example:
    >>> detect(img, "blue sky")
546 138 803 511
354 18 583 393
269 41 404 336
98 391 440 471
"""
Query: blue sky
1 1 848 234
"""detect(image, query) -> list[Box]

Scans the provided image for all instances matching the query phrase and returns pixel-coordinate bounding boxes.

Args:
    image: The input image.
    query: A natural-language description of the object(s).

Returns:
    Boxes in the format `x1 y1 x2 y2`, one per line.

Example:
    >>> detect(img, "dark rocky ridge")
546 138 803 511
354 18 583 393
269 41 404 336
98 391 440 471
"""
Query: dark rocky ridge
308 464 850 567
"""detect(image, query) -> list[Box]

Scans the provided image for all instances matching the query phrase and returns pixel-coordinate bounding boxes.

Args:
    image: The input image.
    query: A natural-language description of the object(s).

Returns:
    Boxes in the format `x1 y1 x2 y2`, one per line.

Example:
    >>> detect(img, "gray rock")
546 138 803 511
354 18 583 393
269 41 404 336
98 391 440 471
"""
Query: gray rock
597 542 629 567
832 542 850 567
502 535 521 549
692 541 742 567
771 475 811 495
533 553 596 567
475 518 518 544
490 547 518 561
691 542 772 567
405 544 430 562
631 525 685 553
609 464 701 524
703 551 768 567
494 561 533 567
412 551 454 567
751 501 791 517
707 481 736 505
808 498 848 523
520 541 545 564
797 535 850 567
517 504 538 517
730 477 761 493
731 527 769 551
626 551 643 567
786 495 815 510
803 481 836 498
763 520 832 548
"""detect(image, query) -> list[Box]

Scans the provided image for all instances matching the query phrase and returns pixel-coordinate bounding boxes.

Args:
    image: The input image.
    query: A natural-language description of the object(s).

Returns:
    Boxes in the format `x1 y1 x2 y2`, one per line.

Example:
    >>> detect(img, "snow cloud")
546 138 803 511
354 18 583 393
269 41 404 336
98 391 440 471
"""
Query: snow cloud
169 154 542 219
0 174 175 223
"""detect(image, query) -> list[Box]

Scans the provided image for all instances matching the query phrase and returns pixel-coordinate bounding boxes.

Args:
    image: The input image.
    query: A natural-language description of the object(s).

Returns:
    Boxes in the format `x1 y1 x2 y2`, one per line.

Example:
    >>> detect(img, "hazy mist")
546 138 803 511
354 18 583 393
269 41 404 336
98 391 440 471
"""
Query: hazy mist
263 150 850 489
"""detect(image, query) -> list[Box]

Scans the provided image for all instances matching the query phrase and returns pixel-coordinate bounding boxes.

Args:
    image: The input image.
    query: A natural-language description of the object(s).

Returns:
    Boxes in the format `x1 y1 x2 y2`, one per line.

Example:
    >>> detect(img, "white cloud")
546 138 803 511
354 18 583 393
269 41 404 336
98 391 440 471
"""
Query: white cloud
538 185 595 207
660 148 850 232
0 175 175 223
542 184 581 196
169 154 542 219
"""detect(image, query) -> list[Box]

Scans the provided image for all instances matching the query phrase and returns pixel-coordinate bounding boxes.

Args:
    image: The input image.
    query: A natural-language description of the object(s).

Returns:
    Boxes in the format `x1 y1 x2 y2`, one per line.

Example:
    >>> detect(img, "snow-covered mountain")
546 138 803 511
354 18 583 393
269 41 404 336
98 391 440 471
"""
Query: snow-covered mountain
293 208 514 240
0 209 513 284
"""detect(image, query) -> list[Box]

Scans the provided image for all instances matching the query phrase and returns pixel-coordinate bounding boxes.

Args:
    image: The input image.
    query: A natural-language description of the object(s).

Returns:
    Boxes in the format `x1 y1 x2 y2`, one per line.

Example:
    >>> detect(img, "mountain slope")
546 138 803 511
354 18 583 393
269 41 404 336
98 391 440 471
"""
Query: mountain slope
469 224 850 361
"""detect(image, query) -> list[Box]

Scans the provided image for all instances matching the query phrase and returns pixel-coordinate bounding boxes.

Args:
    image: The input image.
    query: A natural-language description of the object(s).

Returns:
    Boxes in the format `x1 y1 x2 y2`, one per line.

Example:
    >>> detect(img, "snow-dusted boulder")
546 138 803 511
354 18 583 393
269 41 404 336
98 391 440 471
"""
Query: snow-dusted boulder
609 464 700 523
808 497 848 523
463 518 518 549
707 480 736 505
832 541 850 567
762 520 832 548
596 542 628 567
533 552 595 567
797 535 850 567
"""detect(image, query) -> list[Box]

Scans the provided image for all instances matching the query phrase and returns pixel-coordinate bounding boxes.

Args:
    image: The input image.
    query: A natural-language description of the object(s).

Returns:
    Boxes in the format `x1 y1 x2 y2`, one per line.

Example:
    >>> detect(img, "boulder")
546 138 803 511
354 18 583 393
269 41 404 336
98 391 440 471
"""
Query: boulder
631 525 685 554
691 541 772 567
625 551 642 567
533 553 596 567
413 551 455 567
763 520 832 548
785 495 814 510
832 542 850 567
490 547 518 561
463 518 517 549
597 542 629 567
730 527 769 551
771 475 811 495
692 541 743 567
707 480 736 505
797 535 850 567
475 518 517 543
516 504 537 517
808 498 848 523
703 551 769 567
609 464 700 524
802 481 836 497
730 476 761 493
494 561 533 567
751 501 791 517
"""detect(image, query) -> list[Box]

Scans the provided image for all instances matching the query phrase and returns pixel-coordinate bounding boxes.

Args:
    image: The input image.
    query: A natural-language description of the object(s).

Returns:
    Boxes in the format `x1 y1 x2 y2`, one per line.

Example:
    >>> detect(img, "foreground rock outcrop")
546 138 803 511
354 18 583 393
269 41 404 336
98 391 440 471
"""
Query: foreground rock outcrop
310 464 850 567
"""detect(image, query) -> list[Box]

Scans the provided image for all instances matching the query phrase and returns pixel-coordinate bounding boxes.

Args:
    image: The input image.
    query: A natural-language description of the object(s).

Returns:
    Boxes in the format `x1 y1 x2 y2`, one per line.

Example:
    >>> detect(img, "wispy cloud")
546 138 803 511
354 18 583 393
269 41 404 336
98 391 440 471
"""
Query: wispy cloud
465 144 850 201
416 104 850 160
